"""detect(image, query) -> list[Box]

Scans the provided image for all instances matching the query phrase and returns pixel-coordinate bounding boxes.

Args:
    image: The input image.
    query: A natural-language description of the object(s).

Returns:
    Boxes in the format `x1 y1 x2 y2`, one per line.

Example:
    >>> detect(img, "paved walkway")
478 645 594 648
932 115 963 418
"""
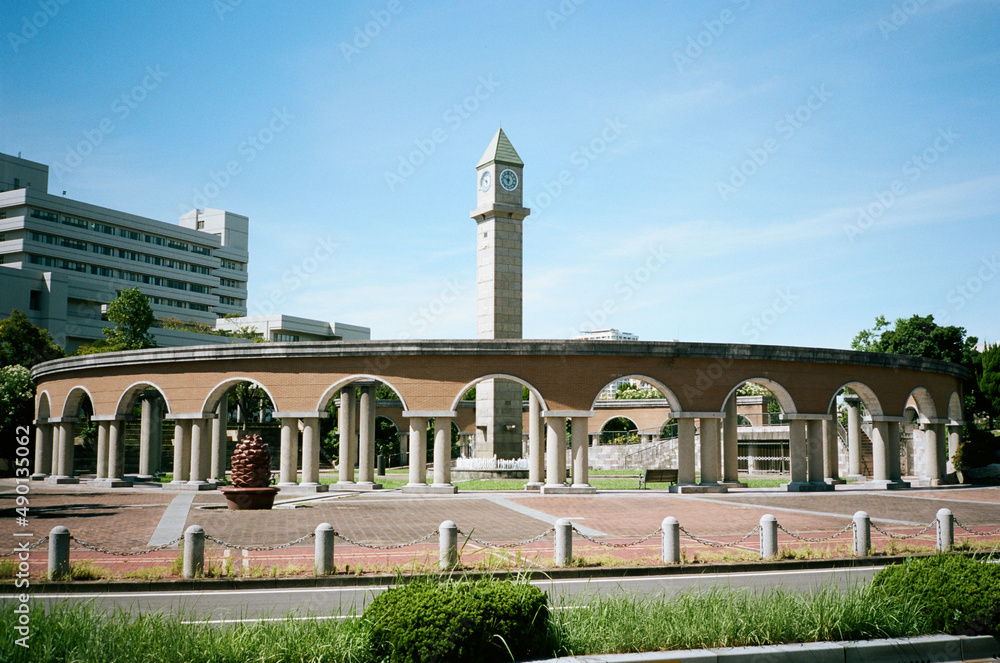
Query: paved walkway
3 479 999 578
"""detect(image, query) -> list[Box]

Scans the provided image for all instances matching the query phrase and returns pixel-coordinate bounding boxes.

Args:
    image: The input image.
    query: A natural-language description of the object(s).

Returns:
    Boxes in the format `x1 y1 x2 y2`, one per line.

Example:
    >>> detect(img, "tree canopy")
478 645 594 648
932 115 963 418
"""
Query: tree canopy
0 310 64 368
979 344 1000 430
103 287 157 350
851 314 979 367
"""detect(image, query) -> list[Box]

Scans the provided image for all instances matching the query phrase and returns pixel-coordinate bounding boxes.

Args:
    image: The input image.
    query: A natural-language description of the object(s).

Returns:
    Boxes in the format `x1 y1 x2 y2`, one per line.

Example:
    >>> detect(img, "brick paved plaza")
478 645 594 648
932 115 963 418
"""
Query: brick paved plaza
3 480 999 580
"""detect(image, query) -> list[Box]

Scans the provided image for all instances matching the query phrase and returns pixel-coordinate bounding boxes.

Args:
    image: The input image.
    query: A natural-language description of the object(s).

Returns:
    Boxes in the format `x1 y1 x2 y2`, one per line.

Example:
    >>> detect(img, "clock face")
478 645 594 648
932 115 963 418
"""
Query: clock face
479 171 492 192
499 168 518 191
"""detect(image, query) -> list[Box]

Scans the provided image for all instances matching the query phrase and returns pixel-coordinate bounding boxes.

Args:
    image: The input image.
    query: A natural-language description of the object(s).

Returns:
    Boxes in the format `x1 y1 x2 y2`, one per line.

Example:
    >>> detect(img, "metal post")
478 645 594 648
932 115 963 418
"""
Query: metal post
315 523 335 575
183 525 205 578
853 511 871 557
555 518 573 567
48 525 70 579
662 516 680 564
759 514 778 559
936 508 954 552
439 520 458 570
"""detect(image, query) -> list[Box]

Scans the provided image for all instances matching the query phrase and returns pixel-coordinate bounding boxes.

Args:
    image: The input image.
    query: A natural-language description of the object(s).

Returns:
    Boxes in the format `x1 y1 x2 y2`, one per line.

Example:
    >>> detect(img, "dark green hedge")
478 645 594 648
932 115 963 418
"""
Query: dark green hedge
362 579 552 662
871 555 1000 637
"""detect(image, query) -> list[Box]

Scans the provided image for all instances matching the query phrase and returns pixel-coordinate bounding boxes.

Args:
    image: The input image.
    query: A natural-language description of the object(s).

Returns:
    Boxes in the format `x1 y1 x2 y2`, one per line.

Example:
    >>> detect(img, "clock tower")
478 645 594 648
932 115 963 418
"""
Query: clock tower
471 129 529 458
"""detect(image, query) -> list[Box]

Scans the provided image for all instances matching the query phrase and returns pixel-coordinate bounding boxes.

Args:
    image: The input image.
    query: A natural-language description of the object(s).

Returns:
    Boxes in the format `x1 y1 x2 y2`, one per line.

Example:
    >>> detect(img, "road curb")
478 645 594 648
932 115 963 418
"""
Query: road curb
529 634 1000 662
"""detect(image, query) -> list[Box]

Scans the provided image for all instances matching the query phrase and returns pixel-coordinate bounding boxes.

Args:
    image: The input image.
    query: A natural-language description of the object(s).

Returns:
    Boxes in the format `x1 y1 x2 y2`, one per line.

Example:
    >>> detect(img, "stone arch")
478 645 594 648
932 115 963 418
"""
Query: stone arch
201 377 280 416
904 386 938 423
449 374 545 412
317 375 410 412
947 392 963 423
61 386 95 418
720 377 797 415
114 381 171 416
600 416 640 444
589 375 682 412
375 413 400 431
826 381 884 418
36 391 51 419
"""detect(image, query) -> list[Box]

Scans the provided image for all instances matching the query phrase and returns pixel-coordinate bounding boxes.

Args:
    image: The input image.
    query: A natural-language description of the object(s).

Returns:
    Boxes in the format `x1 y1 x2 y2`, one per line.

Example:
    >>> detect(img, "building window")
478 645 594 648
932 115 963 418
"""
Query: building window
30 209 58 222
191 245 212 256
273 333 299 342
29 290 42 311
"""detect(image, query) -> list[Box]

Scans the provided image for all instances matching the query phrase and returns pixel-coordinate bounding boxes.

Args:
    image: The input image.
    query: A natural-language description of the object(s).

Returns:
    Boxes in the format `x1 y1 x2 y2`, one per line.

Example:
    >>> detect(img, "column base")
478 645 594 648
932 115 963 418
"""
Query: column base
276 482 299 488
353 481 383 491
523 482 544 491
278 483 329 493
402 484 457 494
669 483 728 494
786 481 835 492
846 474 866 483
862 479 910 490
134 474 156 482
541 484 596 495
719 480 748 488
44 476 78 485
335 480 357 489
824 477 847 486
93 478 134 488
177 481 218 491
30 473 49 481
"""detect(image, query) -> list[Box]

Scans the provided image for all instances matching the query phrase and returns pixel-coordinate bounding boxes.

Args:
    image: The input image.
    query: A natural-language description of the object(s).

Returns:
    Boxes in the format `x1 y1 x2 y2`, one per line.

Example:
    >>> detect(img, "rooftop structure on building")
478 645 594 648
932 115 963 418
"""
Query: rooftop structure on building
0 151 369 351
576 328 639 342
214 314 370 342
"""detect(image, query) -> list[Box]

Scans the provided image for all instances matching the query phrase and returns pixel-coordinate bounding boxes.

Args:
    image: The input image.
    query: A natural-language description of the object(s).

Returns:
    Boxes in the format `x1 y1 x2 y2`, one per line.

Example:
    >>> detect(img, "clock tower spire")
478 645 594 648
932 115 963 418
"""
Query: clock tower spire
471 129 530 458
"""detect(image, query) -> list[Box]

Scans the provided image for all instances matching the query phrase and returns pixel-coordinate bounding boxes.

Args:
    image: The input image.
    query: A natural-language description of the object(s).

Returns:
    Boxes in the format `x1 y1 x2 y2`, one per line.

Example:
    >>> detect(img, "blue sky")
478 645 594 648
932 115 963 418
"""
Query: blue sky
2 0 998 348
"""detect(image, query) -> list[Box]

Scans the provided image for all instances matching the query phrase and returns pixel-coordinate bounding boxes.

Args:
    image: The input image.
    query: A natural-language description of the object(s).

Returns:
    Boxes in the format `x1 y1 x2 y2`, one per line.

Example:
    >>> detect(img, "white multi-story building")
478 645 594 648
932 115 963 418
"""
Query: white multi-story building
575 329 647 398
0 152 369 350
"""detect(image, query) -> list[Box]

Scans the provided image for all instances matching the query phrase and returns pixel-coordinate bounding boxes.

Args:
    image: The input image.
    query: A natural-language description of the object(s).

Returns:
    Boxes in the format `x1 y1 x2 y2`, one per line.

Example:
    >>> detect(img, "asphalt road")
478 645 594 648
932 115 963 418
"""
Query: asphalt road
7 565 882 624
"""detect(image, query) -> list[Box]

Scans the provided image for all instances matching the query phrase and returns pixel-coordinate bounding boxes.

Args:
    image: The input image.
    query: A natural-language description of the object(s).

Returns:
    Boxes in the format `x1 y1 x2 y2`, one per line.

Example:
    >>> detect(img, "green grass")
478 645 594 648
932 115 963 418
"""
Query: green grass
0 582 934 662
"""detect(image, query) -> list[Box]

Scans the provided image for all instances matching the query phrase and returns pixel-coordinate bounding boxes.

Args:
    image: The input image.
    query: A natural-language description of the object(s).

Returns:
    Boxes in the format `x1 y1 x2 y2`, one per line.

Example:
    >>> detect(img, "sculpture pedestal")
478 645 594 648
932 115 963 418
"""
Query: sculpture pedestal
219 486 278 511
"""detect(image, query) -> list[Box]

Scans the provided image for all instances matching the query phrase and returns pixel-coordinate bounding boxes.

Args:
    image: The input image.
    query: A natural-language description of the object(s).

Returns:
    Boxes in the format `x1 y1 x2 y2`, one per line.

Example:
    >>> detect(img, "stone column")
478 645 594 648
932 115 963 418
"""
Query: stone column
170 421 191 484
32 422 53 479
699 417 722 485
786 420 808 489
845 395 863 480
925 423 944 484
149 398 162 476
107 419 124 480
526 392 543 490
96 421 109 479
822 416 843 484
406 417 427 488
300 417 326 491
188 418 211 487
722 397 742 486
570 416 592 490
210 395 228 483
337 389 355 485
138 398 154 480
676 417 696 486
867 419 909 489
887 421 903 482
870 420 888 483
277 418 299 487
543 417 567 487
806 419 826 485
431 417 457 493
946 424 961 475
357 385 377 487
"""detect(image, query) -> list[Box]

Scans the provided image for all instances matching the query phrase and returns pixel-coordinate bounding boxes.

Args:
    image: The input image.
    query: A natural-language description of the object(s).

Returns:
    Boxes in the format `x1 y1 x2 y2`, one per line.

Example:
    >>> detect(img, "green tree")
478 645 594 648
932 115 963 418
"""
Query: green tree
0 310 64 368
103 287 157 350
978 344 1000 430
0 365 34 443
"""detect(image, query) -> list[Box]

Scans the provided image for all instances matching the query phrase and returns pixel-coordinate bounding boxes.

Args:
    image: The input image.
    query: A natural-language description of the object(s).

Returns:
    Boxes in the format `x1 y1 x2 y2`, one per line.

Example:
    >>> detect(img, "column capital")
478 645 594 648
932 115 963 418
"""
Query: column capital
165 413 218 420
272 411 330 419
870 415 907 423
402 410 458 418
33 418 50 426
47 417 78 424
924 417 951 425
784 413 833 421
90 414 128 422
541 410 594 418
672 411 724 419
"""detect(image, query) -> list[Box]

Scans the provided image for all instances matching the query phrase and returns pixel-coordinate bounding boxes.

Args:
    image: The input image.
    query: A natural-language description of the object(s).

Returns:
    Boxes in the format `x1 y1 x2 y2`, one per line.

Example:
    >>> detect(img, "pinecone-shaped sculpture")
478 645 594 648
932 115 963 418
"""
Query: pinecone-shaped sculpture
230 434 273 488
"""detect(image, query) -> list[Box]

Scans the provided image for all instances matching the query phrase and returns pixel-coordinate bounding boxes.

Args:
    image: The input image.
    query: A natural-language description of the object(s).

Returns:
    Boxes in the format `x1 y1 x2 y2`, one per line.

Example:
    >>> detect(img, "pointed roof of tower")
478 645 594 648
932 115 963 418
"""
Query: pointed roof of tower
477 128 523 168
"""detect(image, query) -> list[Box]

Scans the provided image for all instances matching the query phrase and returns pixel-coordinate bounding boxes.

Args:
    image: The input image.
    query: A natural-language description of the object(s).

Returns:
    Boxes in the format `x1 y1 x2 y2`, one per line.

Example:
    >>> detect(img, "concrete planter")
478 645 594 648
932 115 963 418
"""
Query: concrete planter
219 486 278 510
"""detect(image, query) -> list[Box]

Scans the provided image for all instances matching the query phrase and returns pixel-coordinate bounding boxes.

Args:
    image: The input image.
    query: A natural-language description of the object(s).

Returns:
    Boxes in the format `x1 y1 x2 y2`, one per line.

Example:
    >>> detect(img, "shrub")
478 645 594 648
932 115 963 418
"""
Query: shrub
362 579 552 662
871 555 1000 636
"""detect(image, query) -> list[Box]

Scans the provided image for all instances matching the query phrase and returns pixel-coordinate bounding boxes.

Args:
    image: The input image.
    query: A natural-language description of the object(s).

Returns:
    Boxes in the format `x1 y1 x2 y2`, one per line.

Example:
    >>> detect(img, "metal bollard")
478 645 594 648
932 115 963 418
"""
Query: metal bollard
439 520 458 570
555 518 573 567
377 454 386 477
759 514 778 559
936 508 954 552
183 525 205 579
662 517 680 564
315 523 335 575
853 511 871 557
48 525 70 579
